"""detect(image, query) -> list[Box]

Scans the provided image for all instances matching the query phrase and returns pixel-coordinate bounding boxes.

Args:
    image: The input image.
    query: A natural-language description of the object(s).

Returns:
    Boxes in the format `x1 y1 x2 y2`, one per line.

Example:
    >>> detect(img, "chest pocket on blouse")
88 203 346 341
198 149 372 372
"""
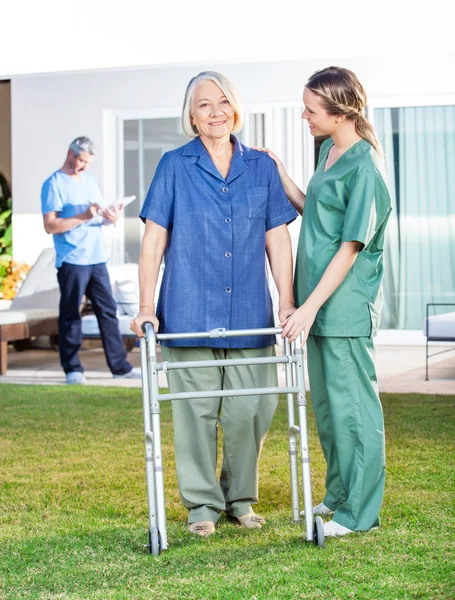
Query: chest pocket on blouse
247 187 268 219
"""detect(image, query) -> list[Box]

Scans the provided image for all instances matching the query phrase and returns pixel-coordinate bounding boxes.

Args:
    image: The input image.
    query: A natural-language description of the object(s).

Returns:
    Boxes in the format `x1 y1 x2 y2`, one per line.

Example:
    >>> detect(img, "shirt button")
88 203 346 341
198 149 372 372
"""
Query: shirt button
225 217 231 224
224 252 232 258
222 186 229 193
225 287 232 294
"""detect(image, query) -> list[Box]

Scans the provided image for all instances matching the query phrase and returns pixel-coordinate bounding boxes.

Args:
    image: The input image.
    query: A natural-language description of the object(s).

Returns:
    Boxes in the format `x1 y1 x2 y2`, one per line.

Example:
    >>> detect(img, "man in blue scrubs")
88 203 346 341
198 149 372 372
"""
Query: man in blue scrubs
41 136 140 384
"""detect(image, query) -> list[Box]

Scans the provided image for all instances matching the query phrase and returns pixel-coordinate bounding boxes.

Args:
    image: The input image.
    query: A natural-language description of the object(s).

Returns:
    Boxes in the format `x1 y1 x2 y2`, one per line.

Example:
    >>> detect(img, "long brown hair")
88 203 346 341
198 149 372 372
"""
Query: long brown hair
306 66 382 156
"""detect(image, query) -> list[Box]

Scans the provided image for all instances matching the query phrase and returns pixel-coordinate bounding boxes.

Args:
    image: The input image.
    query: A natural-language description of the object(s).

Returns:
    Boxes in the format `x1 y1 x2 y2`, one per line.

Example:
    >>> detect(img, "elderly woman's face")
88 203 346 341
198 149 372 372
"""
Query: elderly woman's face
191 80 235 140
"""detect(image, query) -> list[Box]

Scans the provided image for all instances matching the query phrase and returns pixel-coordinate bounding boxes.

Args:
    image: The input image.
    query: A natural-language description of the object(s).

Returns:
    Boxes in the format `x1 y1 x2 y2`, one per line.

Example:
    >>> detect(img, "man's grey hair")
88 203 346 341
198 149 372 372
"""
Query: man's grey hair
69 136 96 157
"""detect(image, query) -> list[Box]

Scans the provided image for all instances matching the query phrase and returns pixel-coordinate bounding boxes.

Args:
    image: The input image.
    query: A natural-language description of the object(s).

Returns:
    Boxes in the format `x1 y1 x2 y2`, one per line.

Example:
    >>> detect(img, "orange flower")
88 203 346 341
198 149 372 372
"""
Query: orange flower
0 259 30 300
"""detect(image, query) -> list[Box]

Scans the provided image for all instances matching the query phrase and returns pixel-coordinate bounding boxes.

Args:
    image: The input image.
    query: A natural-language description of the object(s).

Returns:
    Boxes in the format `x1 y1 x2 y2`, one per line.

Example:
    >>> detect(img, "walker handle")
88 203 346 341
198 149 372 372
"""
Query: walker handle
141 321 156 334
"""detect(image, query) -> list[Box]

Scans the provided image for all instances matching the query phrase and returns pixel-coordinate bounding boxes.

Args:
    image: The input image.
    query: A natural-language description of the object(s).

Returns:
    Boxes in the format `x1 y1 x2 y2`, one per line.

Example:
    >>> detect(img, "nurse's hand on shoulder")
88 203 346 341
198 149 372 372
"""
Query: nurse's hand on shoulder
281 301 317 345
130 309 159 338
252 147 287 178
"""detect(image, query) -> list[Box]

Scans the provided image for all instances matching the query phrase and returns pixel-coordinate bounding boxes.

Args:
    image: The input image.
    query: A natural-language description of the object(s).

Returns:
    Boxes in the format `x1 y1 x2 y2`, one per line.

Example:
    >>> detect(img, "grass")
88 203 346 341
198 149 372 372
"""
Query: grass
0 384 454 600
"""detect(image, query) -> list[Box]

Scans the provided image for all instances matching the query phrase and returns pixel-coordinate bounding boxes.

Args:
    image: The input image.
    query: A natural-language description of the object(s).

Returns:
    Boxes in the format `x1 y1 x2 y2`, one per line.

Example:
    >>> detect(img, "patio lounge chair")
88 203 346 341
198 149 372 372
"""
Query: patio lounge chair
0 248 59 374
424 303 455 380
0 249 148 374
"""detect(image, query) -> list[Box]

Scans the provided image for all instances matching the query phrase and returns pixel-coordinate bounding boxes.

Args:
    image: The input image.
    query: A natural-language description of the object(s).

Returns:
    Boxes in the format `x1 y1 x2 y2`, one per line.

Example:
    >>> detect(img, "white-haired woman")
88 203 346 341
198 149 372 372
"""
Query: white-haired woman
130 72 298 536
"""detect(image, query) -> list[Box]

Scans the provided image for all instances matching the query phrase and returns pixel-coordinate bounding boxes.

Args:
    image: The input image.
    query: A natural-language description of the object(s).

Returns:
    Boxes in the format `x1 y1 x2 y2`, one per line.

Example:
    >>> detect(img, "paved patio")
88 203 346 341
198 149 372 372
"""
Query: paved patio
0 337 453 395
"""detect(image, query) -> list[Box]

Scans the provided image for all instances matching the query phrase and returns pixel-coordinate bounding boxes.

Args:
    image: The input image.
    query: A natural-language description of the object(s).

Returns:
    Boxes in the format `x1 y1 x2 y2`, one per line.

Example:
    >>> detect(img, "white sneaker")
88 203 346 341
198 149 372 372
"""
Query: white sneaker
66 372 86 385
301 502 334 516
323 520 353 537
113 367 141 379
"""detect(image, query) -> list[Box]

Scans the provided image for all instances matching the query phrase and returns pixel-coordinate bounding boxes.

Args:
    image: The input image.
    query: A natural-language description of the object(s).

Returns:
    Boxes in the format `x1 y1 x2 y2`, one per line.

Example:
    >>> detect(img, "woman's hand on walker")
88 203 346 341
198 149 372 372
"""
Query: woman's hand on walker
280 302 317 345
278 301 296 325
252 147 287 179
130 309 159 338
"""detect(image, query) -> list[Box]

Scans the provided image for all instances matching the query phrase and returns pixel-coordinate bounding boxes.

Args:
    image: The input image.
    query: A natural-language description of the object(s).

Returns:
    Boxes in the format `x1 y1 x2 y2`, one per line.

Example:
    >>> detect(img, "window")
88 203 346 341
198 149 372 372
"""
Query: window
374 104 455 329
122 117 187 262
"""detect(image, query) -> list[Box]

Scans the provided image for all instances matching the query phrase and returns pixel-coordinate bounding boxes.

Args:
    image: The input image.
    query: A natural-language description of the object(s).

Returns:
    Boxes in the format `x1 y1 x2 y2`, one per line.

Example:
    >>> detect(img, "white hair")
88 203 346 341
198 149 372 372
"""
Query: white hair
69 136 96 157
181 71 243 138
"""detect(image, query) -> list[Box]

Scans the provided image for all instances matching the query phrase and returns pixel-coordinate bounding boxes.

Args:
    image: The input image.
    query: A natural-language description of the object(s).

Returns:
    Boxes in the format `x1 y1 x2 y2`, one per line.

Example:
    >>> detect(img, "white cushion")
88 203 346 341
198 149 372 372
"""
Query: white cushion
0 308 58 326
114 278 139 316
107 262 165 317
424 311 455 340
11 248 60 311
0 311 27 325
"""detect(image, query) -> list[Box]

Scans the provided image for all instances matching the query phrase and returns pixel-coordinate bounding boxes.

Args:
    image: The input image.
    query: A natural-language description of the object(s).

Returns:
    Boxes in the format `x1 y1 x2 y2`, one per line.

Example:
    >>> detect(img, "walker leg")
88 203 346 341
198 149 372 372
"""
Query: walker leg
293 341 315 542
284 338 301 522
140 337 159 554
145 329 168 552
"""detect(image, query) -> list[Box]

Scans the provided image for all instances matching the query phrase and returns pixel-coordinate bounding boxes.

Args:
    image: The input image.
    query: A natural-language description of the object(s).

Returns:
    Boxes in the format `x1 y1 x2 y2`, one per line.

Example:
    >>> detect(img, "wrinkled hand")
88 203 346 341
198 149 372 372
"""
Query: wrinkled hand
252 147 287 178
130 310 159 338
278 301 296 325
99 204 123 224
281 302 318 345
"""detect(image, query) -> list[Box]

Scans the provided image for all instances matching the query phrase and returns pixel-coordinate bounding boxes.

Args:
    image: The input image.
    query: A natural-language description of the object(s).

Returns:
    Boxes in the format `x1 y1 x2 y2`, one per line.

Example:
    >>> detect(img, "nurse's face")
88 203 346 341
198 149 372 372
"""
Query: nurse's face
191 80 235 141
302 87 338 137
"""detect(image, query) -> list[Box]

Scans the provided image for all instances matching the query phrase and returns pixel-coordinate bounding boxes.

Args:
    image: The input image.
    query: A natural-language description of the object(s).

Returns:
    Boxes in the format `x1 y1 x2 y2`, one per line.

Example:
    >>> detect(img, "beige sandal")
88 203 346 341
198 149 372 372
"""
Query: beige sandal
237 512 266 529
188 521 216 537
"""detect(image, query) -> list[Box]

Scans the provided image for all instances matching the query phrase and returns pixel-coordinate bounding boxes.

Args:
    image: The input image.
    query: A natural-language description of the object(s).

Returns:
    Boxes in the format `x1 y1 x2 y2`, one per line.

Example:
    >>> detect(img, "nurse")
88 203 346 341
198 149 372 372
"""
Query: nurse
261 66 391 537
130 71 298 537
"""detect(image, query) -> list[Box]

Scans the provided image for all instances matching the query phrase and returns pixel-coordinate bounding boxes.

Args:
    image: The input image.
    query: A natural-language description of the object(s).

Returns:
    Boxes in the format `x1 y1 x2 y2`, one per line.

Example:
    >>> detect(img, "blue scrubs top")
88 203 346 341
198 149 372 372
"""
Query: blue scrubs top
41 171 106 268
140 135 298 348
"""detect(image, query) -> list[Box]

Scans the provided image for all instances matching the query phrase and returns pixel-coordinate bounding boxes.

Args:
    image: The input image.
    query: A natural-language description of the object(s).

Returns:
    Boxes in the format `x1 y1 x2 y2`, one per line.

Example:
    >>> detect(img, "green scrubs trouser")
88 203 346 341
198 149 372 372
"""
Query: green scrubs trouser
161 346 278 525
306 335 385 531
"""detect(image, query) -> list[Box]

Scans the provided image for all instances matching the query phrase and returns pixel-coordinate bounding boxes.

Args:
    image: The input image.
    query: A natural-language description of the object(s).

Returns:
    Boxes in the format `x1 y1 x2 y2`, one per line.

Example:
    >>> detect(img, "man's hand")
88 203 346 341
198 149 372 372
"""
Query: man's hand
130 309 159 338
99 204 123 224
83 203 101 220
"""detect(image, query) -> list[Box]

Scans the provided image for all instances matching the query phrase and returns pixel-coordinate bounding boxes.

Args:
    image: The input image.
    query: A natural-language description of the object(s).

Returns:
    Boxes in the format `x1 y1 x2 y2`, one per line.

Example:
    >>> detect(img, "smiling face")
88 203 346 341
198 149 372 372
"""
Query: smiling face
301 87 339 137
190 79 235 141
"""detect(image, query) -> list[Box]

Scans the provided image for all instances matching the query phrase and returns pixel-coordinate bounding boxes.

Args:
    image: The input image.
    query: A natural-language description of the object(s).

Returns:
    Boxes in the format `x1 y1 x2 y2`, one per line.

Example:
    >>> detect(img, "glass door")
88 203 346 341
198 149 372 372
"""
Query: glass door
121 116 187 263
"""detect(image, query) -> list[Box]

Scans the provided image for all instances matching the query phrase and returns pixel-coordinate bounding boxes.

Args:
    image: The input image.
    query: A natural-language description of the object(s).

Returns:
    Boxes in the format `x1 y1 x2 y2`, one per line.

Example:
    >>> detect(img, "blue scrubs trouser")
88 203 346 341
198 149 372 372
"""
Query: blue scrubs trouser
57 262 133 376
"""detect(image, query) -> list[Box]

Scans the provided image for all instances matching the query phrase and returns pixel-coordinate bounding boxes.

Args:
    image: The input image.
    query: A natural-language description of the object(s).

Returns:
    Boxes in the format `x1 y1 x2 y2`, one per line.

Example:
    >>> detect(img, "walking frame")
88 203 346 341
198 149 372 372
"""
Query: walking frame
140 323 325 555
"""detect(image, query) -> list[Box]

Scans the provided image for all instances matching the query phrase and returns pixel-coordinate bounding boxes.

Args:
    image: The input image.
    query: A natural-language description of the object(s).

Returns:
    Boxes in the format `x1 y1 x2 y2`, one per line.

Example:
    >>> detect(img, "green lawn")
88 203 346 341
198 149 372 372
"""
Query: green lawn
0 385 454 600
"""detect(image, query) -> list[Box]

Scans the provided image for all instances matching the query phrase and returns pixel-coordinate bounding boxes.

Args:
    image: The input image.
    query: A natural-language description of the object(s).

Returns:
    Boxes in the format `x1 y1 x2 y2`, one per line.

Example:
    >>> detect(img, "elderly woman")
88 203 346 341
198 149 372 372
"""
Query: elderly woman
130 71 298 537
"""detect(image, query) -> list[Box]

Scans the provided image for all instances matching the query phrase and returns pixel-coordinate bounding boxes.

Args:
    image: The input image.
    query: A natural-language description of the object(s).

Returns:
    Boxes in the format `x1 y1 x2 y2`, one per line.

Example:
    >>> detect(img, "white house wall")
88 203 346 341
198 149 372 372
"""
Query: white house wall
11 52 455 265
0 82 11 189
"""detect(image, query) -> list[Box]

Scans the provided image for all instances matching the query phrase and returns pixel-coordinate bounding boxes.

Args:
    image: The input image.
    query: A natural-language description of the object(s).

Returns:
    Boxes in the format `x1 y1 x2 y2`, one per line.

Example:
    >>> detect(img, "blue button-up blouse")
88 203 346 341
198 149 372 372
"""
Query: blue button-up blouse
139 135 298 348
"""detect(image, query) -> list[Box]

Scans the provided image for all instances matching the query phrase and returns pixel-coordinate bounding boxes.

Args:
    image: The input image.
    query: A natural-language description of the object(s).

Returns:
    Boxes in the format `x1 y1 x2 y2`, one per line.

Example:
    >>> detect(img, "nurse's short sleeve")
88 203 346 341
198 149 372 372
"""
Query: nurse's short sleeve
41 178 63 214
342 164 389 249
139 152 174 229
265 157 298 231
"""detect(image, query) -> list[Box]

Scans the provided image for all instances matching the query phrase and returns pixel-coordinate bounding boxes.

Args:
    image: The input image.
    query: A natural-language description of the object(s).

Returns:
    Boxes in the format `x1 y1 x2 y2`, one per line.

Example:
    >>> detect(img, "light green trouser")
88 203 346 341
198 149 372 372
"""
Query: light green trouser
161 346 278 524
306 335 385 531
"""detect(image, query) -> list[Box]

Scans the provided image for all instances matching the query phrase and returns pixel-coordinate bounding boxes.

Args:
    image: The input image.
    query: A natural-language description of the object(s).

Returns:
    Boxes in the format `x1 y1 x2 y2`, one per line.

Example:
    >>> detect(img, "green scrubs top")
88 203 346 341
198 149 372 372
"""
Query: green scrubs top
294 138 392 337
